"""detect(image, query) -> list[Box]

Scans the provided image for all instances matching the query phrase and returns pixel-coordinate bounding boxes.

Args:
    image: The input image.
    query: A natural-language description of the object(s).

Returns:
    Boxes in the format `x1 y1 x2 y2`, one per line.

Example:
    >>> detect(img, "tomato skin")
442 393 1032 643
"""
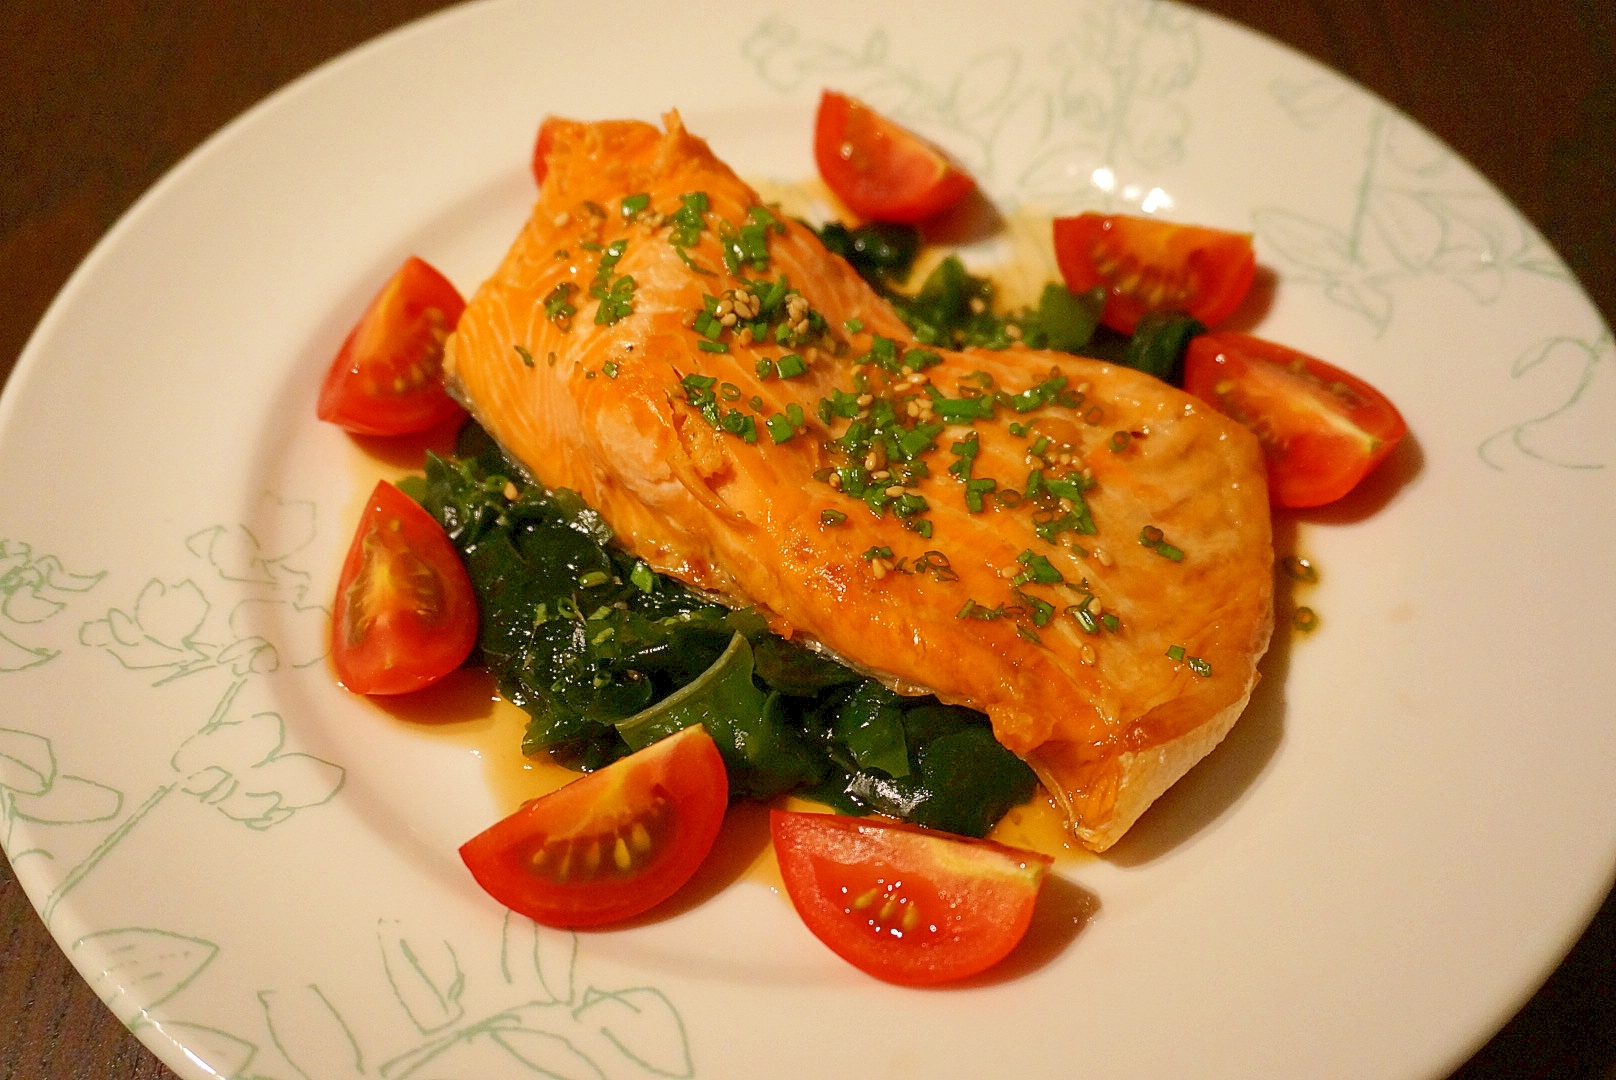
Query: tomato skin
460 724 729 928
316 256 467 436
1183 332 1408 508
770 810 1051 985
813 90 974 224
530 116 562 186
331 480 478 694
1052 212 1255 334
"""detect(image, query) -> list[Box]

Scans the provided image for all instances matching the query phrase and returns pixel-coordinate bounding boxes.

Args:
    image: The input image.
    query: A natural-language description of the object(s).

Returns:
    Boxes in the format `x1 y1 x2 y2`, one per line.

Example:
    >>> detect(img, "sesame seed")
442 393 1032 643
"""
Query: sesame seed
864 452 880 470
1081 645 1096 665
829 473 842 489
719 312 737 327
1094 548 1113 567
871 559 889 580
871 469 891 481
503 482 519 501
1004 324 1022 340
1088 599 1103 617
737 327 753 346
885 485 904 497
856 393 874 407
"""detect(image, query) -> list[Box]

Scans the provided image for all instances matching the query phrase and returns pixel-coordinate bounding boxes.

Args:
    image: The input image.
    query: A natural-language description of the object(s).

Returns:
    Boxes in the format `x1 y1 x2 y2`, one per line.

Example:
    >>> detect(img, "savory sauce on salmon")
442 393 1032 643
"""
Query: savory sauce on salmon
444 113 1273 851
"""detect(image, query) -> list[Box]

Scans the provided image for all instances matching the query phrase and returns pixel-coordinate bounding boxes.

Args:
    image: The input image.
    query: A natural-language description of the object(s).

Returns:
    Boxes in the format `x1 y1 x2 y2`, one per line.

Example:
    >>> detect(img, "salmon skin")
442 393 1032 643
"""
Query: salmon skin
444 112 1273 851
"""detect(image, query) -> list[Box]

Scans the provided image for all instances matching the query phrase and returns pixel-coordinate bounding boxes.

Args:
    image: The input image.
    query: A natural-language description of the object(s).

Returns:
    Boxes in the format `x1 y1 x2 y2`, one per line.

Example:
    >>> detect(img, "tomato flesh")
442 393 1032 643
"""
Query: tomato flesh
461 724 729 928
770 810 1050 985
316 256 467 436
1183 332 1408 507
1052 212 1255 334
331 480 478 694
814 90 974 224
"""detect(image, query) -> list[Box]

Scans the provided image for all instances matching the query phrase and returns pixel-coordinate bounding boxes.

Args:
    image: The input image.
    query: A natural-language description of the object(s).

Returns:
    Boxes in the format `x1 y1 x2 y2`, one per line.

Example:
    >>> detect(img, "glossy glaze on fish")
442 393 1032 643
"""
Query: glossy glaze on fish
444 114 1273 851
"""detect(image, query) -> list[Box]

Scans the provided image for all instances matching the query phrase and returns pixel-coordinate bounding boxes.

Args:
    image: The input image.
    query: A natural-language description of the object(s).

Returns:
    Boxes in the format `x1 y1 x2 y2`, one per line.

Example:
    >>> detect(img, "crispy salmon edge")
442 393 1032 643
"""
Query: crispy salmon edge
1059 602 1274 853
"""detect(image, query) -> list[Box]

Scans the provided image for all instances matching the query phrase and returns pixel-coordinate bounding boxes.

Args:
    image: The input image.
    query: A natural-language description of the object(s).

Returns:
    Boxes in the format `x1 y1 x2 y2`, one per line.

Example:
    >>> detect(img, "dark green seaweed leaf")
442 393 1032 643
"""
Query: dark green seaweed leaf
412 423 1035 835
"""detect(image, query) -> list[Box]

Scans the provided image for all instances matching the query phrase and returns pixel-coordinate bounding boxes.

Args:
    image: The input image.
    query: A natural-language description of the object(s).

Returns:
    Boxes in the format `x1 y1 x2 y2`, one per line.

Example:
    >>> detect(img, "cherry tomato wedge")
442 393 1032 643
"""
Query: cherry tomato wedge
530 116 562 186
460 724 729 928
1183 332 1408 508
1052 212 1255 334
813 90 975 224
770 810 1051 985
331 480 478 694
316 256 467 436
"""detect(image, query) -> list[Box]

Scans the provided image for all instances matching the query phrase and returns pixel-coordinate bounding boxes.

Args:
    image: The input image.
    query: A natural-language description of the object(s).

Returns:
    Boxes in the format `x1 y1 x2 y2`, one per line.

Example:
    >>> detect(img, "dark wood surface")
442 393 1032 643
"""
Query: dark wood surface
2 2 1611 1077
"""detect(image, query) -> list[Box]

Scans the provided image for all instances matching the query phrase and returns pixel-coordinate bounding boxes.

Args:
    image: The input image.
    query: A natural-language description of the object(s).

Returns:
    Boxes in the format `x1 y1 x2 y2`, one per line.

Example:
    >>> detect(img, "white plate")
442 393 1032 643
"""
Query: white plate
3 1 1613 1077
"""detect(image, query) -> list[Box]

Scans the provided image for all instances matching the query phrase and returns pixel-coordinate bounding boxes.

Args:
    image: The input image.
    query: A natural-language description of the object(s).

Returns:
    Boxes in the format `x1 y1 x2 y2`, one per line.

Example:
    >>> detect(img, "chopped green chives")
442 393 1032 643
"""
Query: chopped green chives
543 281 578 327
957 599 1005 621
844 318 864 332
964 477 998 512
1140 525 1185 561
629 562 655 593
514 344 535 367
694 310 724 340
719 409 757 443
894 493 929 518
820 508 848 527
862 545 894 561
756 358 777 379
669 191 709 247
579 570 611 589
1109 430 1132 452
1013 550 1064 585
1014 591 1055 627
786 402 805 429
1166 645 1186 661
776 353 808 378
697 340 729 353
764 414 796 444
1187 657 1213 677
620 192 650 219
1069 603 1100 634
948 433 980 479
602 360 619 378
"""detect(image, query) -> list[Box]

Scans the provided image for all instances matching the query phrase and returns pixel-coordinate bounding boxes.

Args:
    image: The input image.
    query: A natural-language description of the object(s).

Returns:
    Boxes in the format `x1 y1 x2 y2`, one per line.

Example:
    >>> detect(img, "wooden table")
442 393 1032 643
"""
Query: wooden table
3 2 1611 1077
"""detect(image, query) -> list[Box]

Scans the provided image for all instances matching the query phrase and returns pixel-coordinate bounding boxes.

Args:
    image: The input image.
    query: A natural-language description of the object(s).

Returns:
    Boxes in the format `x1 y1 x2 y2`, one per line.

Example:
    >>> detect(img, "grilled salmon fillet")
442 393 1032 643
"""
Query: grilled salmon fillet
443 113 1274 851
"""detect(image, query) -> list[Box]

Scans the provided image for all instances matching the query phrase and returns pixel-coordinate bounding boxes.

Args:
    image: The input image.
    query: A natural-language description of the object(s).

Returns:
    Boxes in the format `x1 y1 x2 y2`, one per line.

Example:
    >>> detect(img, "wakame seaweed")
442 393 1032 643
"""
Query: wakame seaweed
404 421 1037 837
